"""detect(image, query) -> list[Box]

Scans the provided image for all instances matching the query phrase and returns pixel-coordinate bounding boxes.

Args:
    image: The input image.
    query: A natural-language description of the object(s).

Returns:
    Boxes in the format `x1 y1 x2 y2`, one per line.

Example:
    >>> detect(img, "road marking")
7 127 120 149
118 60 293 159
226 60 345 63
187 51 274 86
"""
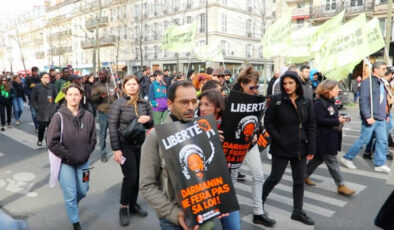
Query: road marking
0 128 41 150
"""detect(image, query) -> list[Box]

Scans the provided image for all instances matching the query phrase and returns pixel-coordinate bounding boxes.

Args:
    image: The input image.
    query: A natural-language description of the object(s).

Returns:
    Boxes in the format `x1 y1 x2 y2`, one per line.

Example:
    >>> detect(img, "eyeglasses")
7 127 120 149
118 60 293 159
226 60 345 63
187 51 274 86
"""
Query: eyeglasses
175 99 198 107
249 85 259 90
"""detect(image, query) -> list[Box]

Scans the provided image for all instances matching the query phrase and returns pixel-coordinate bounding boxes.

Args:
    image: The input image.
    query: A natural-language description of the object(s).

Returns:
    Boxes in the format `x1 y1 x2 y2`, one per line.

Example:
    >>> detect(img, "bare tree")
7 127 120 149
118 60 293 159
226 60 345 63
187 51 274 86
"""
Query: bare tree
13 18 27 74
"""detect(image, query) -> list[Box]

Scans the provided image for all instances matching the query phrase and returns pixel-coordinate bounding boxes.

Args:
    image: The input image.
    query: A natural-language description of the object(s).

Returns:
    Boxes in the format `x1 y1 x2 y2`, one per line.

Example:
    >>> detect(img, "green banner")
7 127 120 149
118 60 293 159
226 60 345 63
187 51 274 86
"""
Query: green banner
366 17 385 56
262 11 291 58
161 23 197 52
317 14 367 72
310 10 344 52
323 60 359 81
284 26 317 64
194 43 224 63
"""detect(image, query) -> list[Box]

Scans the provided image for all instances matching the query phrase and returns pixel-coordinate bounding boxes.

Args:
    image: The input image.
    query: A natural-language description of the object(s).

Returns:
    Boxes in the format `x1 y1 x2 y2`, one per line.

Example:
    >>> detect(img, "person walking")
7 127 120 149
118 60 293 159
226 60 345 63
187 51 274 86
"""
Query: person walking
47 83 97 230
24 66 41 132
148 70 168 125
0 77 14 130
109 75 153 226
263 70 316 225
31 73 58 146
341 62 391 173
84 74 96 117
90 69 119 162
304 80 355 196
11 75 25 126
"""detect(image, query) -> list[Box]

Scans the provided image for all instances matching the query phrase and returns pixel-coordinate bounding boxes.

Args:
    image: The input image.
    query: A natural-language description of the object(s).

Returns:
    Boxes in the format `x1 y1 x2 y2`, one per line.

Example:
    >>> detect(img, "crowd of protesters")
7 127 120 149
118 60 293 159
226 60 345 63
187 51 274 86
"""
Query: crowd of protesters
1 62 394 230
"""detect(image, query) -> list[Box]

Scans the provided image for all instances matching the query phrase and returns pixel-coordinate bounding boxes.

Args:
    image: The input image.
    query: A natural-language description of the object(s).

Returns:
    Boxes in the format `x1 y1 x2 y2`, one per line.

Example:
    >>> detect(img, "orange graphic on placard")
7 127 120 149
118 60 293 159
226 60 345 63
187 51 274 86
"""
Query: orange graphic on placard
187 153 205 180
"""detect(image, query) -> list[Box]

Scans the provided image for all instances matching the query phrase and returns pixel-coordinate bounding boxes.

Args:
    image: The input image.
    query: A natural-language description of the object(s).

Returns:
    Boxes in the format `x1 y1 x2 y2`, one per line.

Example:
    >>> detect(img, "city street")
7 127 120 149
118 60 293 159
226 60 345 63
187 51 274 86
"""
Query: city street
0 104 393 230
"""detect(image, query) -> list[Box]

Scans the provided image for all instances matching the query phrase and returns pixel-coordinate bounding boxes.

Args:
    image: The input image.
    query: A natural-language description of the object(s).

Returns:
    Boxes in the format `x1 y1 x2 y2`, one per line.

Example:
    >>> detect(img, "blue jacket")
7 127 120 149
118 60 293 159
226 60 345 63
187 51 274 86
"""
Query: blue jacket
360 76 387 121
148 80 167 112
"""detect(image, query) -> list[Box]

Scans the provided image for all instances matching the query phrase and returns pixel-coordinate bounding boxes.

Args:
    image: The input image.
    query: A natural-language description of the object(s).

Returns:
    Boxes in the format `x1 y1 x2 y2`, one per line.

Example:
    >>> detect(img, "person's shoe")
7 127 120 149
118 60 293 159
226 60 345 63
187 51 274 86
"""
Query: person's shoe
362 153 372 159
291 210 314 225
119 207 130 226
253 213 276 227
37 141 42 146
340 157 357 169
1 126 4 131
101 155 108 162
15 120 20 126
130 204 148 217
387 152 393 161
237 172 246 181
7 124 11 129
337 184 356 196
374 165 391 174
305 177 316 186
34 128 38 133
73 222 81 230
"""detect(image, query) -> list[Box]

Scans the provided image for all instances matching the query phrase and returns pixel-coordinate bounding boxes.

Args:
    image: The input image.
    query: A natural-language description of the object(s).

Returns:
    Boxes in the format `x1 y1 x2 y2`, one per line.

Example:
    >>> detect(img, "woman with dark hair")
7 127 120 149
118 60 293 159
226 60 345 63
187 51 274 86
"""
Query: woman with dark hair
0 77 14 130
305 80 355 196
47 84 97 230
109 75 153 226
11 75 25 126
263 71 316 225
84 74 96 117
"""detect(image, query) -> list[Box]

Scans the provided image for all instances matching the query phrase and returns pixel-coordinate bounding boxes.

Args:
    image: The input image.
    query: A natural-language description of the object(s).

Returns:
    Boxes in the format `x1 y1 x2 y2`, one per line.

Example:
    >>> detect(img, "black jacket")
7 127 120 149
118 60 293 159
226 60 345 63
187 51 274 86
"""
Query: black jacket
47 106 97 166
12 81 25 99
31 83 58 122
109 95 153 151
264 71 316 159
84 82 94 103
266 77 277 96
24 75 41 100
314 97 341 155
139 75 151 98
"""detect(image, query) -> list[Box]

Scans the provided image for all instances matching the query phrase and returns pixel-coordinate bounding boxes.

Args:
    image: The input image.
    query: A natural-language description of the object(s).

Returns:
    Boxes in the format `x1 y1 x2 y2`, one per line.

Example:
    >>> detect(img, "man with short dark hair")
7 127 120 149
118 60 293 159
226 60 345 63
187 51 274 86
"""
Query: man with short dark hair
267 70 280 96
91 69 119 162
49 68 56 84
342 62 391 173
24 66 41 132
163 68 171 87
140 81 201 229
140 66 151 99
55 68 71 92
299 65 313 100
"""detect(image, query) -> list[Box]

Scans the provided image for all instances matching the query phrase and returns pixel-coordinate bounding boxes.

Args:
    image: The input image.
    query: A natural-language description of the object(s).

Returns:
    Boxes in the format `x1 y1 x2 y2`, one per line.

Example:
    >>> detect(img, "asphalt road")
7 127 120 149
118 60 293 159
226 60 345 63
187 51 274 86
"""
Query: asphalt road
0 104 393 230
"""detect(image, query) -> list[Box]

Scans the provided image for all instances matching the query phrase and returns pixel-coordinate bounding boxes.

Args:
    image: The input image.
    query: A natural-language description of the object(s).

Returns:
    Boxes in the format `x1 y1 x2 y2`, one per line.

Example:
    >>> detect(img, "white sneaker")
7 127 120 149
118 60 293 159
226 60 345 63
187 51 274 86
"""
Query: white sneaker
341 157 357 169
374 165 391 174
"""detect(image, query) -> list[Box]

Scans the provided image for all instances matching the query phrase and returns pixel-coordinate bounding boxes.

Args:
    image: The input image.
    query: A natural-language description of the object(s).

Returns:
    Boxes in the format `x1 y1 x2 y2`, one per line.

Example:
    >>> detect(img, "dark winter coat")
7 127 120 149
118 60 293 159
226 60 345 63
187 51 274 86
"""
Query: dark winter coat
109 95 153 151
264 71 316 159
314 97 341 155
24 75 41 100
12 81 25 99
30 83 58 122
266 77 277 96
84 82 94 103
47 106 97 166
375 189 394 230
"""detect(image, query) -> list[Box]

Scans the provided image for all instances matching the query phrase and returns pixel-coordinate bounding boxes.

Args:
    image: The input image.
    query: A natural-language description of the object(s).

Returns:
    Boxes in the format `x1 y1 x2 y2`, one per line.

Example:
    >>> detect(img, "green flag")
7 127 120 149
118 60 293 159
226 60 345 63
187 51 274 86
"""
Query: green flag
310 10 344 52
194 43 224 63
366 17 385 56
161 23 197 52
55 81 70 103
317 14 367 72
284 26 317 64
262 11 291 58
323 60 359 81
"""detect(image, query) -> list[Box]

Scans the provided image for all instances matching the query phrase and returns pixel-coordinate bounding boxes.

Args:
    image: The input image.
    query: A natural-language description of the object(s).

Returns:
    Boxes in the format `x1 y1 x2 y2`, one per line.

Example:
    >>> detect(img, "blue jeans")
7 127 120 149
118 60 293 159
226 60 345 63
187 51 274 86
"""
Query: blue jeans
98 112 109 156
159 218 216 230
220 210 241 230
29 104 38 129
366 113 392 154
58 161 90 224
353 91 360 103
344 120 387 166
12 97 24 121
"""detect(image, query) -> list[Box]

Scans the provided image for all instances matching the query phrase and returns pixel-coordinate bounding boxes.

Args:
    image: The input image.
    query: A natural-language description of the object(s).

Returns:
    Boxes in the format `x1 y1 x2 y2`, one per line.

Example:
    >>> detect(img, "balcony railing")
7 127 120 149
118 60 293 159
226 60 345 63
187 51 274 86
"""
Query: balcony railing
47 30 72 40
85 17 109 30
311 2 373 19
49 46 73 56
81 36 117 49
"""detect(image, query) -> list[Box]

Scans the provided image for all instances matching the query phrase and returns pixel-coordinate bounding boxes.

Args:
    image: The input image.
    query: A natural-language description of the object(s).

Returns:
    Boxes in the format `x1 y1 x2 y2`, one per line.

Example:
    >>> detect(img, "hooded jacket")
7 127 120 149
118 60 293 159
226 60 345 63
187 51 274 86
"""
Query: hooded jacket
148 80 168 112
264 71 316 159
47 106 97 166
31 83 58 122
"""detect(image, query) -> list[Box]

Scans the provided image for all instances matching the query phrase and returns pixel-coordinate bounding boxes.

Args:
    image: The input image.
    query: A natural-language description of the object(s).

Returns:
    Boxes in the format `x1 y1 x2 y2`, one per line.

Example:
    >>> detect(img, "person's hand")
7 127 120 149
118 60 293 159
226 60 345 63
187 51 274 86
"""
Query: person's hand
218 130 224 142
178 211 199 230
100 91 107 98
366 117 375 125
338 116 347 124
113 150 123 163
387 117 390 123
138 115 151 124
252 134 257 143
218 213 230 219
306 154 314 160
114 88 121 93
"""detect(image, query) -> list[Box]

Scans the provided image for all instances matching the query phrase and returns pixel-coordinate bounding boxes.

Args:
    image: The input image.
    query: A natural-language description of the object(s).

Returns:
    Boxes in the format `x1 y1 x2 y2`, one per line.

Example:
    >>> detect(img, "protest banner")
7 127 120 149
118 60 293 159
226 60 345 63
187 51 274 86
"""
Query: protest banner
194 43 224 63
310 10 344 52
155 115 239 227
257 128 271 153
262 11 291 58
161 23 197 52
284 26 317 64
221 90 266 169
317 14 367 73
366 17 385 56
323 60 360 81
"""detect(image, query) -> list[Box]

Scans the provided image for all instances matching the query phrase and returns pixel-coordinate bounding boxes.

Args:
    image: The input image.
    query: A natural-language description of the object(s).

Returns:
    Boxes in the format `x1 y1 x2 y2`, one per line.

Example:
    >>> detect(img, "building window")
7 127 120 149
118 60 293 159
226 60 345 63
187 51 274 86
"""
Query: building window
134 5 140 19
259 45 263 58
220 40 227 55
199 13 206 33
245 44 252 57
246 19 252 37
154 23 159 40
186 0 192 9
164 21 170 30
221 14 227 32
325 0 336 11
272 11 276 18
350 0 363 6
296 18 304 28
222 0 228 4
247 0 253 12
124 25 127 39
297 2 305 8
186 16 192 24
379 18 386 36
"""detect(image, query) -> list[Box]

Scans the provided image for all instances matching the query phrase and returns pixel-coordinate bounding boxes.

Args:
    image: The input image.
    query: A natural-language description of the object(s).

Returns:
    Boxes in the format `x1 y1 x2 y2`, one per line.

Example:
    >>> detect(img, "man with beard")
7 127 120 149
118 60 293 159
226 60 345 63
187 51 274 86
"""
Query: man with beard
91 69 119 162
